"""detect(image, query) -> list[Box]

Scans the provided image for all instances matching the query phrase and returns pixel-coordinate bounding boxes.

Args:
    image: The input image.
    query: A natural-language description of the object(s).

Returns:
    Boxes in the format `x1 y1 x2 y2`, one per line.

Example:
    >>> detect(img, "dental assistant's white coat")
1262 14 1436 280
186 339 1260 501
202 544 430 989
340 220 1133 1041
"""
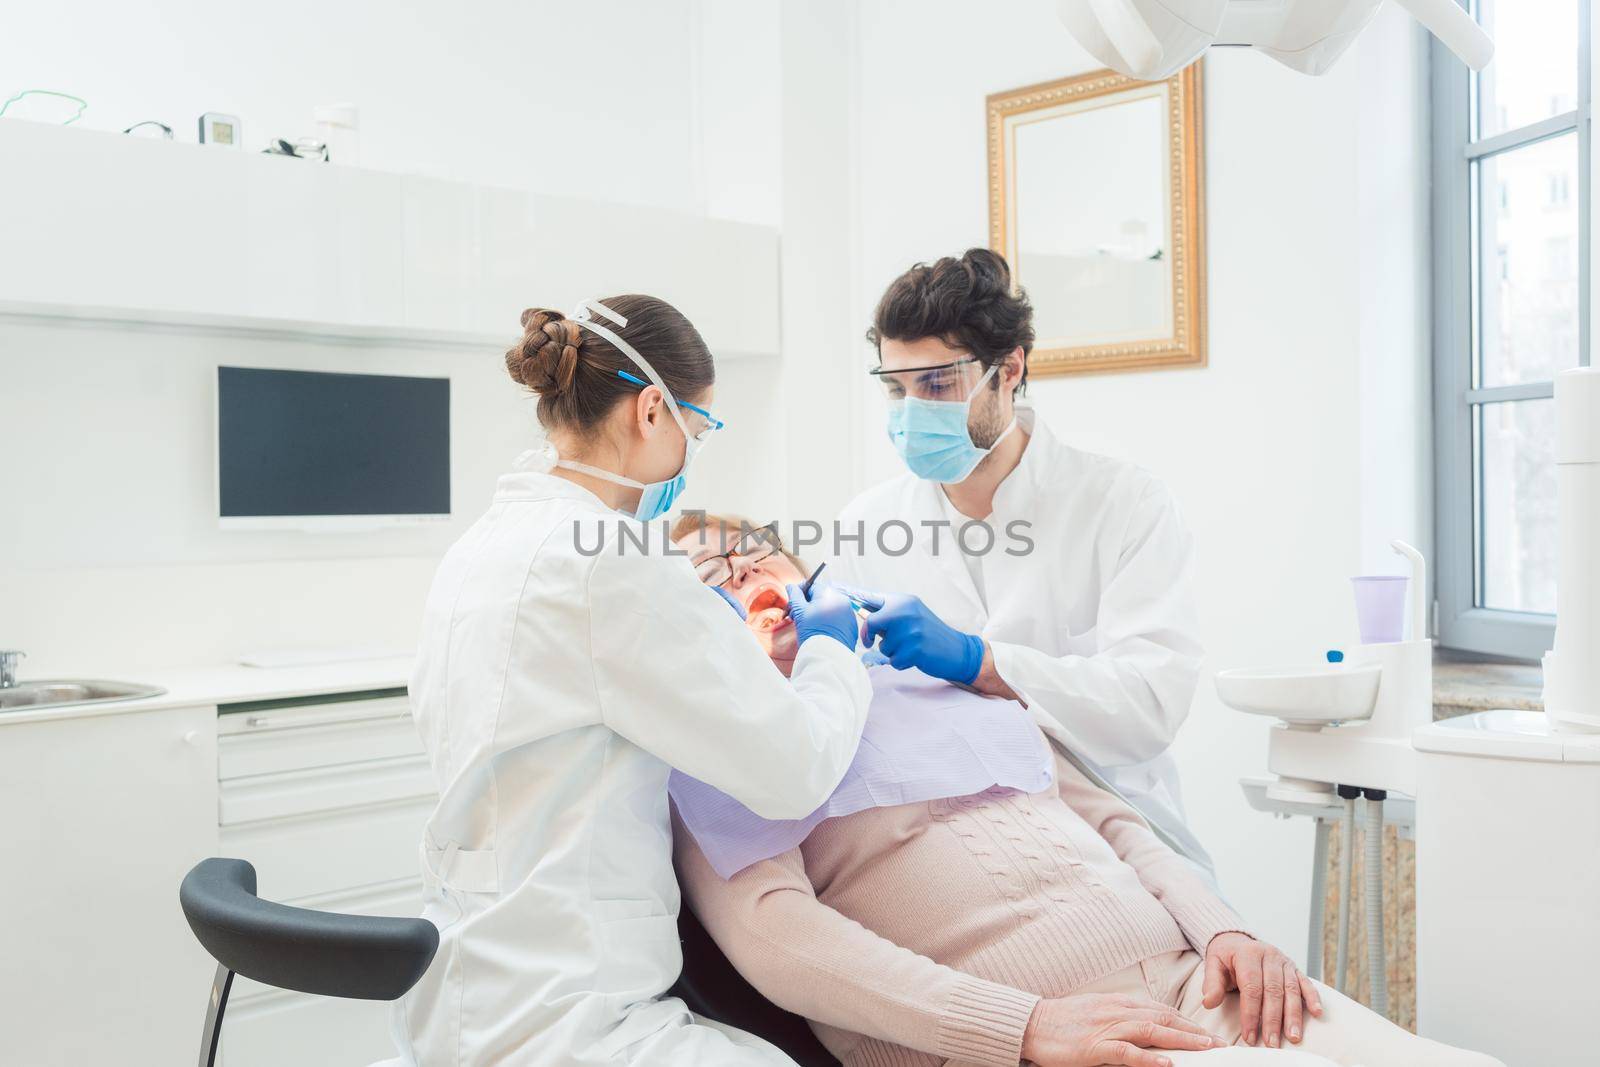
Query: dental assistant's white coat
829 406 1209 866
397 460 872 1066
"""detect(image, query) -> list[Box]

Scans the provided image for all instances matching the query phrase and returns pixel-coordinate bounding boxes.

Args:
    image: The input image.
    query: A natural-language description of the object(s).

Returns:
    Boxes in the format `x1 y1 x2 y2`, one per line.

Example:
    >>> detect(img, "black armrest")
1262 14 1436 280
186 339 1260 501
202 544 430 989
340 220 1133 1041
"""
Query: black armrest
179 857 437 1001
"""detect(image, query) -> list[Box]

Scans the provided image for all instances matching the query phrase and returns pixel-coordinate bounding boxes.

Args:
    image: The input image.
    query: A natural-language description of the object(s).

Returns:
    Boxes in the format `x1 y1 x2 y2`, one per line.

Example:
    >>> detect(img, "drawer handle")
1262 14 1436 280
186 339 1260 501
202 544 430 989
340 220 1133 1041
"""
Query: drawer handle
243 709 413 730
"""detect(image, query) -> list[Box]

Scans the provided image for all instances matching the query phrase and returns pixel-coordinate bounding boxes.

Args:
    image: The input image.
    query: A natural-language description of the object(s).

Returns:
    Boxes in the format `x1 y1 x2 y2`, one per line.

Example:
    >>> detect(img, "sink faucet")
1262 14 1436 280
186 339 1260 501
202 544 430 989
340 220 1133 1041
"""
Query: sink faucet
0 651 23 689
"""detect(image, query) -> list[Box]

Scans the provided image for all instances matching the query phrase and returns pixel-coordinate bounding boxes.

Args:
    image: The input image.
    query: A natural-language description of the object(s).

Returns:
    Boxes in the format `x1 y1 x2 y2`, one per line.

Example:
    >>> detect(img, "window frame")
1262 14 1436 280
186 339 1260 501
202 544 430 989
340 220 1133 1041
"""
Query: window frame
1431 0 1591 660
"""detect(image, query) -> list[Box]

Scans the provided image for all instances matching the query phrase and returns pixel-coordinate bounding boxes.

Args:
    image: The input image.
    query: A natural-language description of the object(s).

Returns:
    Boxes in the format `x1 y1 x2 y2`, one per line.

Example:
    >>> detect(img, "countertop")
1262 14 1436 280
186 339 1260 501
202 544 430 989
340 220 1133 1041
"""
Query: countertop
4 649 1544 728
0 655 414 727
1432 652 1544 718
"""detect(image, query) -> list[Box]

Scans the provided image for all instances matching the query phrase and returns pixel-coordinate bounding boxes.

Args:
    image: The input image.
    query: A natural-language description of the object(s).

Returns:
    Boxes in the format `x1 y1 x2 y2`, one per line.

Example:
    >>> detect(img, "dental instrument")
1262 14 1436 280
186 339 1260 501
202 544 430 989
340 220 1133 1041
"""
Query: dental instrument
803 564 875 613
801 562 827 599
1056 0 1493 80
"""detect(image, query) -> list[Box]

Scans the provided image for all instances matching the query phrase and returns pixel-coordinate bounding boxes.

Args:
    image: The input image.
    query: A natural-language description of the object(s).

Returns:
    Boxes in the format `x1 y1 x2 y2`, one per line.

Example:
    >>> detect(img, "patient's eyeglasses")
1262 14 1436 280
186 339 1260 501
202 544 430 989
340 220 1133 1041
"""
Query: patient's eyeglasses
692 521 782 588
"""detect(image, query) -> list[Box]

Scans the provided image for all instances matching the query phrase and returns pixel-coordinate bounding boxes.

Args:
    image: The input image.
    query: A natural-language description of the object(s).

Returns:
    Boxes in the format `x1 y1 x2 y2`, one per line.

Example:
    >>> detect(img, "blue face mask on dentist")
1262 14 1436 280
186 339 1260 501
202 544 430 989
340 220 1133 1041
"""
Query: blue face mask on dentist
553 300 724 522
885 363 1017 484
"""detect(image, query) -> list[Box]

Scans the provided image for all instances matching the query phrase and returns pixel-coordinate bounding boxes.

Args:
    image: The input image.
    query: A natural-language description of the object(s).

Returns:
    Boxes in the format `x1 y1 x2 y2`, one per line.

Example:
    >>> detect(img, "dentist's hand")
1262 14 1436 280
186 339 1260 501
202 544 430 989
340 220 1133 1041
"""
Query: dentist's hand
1202 932 1322 1048
786 582 859 651
1021 993 1226 1067
847 588 985 685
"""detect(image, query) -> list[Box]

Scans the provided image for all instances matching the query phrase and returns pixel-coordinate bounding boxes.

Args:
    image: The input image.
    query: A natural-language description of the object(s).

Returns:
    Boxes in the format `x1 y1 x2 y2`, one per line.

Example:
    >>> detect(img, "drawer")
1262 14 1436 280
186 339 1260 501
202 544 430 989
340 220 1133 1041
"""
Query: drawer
220 794 435 904
231 878 426 1005
219 696 423 780
220 754 436 825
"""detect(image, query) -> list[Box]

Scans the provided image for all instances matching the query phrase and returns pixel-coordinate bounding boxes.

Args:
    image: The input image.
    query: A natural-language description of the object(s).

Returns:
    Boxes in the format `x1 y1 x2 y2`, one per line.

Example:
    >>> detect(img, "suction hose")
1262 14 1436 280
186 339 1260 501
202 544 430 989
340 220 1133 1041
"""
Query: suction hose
1307 817 1330 982
1333 786 1359 993
1365 790 1389 1016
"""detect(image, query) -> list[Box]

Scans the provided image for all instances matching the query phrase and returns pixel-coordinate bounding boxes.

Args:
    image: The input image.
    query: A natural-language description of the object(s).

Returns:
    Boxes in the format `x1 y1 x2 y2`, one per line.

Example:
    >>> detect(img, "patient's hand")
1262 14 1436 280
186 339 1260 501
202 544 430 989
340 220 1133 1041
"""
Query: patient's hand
1021 992 1226 1067
1202 932 1323 1049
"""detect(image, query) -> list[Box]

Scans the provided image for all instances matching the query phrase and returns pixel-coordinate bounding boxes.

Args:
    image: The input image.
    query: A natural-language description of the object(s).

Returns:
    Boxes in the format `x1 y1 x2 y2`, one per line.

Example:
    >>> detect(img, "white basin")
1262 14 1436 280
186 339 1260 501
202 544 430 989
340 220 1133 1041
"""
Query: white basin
1214 662 1382 726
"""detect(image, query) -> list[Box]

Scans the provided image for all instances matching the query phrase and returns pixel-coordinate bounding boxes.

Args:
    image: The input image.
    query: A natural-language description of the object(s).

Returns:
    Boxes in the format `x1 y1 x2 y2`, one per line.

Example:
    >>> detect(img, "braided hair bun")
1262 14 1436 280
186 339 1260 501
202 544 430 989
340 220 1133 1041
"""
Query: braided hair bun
502 295 714 435
506 308 585 396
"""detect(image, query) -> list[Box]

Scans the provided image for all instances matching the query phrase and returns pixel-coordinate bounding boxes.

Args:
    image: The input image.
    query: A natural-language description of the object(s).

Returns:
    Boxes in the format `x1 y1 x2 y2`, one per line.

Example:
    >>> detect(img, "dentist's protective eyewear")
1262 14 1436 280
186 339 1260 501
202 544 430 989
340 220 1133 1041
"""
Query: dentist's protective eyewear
868 357 983 401
616 369 726 441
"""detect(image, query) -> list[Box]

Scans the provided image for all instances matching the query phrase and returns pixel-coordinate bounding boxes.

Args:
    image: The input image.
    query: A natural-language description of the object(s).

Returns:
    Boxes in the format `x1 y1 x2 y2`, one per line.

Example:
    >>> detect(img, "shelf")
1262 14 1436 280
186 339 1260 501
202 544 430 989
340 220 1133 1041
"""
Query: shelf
0 298 508 351
0 120 780 357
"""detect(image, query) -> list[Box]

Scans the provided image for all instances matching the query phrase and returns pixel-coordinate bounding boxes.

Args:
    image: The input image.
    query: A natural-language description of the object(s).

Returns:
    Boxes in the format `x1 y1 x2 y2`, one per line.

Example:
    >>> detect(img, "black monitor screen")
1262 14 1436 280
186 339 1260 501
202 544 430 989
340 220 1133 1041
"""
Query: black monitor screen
218 366 450 518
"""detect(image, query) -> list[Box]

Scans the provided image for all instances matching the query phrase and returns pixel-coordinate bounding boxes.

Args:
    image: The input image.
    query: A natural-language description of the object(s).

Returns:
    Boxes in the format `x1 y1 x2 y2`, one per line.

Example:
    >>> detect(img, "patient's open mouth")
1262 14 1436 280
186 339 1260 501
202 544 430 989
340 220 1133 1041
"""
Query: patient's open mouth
745 584 792 633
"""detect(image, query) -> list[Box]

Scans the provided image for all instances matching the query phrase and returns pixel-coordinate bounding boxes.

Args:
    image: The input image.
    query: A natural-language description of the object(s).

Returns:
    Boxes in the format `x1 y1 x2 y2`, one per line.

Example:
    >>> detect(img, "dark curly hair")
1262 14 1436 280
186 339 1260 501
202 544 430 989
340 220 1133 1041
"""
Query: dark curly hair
866 248 1034 396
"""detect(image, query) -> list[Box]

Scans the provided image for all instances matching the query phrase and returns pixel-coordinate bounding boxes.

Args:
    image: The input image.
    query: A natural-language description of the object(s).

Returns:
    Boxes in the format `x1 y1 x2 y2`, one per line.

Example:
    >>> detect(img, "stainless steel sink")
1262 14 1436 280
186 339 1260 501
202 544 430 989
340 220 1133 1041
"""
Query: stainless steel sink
0 680 167 712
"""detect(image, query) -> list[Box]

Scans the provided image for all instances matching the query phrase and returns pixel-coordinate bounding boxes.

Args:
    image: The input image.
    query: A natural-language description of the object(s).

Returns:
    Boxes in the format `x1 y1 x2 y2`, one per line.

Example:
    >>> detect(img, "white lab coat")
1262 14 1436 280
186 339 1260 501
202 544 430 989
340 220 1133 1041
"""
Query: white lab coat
396 461 872 1066
828 406 1211 869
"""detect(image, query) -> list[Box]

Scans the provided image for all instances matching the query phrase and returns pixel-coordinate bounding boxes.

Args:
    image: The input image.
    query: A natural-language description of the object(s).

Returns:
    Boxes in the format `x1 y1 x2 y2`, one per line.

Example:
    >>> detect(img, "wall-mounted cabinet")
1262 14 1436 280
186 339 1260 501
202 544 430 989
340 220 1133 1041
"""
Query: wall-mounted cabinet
0 121 779 356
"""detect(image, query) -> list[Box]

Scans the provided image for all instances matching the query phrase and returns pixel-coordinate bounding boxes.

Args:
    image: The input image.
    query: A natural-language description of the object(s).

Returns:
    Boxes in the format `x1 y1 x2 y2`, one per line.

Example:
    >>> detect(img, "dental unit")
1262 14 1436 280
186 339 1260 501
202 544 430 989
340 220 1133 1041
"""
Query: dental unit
1217 538 1430 1019
1218 368 1600 1066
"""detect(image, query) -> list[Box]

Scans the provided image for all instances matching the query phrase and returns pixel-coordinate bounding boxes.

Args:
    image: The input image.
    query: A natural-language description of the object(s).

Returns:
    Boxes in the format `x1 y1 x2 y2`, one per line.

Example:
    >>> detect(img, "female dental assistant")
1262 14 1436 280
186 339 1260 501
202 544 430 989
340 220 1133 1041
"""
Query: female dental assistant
399 295 871 1066
828 250 1210 868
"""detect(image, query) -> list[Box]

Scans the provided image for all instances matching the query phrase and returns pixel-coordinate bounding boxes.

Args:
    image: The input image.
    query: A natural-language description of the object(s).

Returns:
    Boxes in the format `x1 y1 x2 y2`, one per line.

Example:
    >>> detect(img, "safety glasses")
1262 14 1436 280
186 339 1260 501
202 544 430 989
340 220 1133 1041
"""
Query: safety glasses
867 357 983 402
691 521 783 588
616 370 725 441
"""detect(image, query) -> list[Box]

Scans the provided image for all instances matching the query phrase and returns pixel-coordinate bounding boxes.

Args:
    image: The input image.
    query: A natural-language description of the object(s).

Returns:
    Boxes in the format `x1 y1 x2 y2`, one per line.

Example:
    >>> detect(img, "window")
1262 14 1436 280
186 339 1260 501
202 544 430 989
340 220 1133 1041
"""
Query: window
1432 0 1589 659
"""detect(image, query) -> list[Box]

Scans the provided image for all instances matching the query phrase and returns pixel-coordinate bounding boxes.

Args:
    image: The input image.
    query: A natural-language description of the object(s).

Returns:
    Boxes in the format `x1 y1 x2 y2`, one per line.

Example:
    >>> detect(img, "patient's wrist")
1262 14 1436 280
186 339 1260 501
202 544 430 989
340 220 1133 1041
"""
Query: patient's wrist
958 634 986 684
1021 1000 1044 1060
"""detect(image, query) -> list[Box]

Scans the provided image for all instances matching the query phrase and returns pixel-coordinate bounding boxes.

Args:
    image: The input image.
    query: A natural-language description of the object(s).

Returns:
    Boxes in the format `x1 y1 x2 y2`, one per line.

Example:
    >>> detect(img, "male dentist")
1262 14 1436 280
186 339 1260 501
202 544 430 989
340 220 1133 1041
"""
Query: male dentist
829 248 1210 867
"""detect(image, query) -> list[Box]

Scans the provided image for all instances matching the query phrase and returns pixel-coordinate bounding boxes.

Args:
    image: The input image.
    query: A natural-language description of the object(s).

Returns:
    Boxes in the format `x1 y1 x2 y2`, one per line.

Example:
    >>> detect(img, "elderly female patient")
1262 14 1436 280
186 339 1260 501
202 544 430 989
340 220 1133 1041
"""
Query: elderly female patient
667 514 1502 1067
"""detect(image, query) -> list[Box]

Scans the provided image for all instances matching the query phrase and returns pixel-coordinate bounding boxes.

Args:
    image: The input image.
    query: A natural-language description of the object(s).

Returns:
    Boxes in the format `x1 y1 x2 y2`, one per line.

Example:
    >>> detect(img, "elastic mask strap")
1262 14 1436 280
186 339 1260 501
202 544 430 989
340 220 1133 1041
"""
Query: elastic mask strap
556 455 647 490
987 416 1019 453
965 362 1000 402
570 299 692 439
968 363 1016 453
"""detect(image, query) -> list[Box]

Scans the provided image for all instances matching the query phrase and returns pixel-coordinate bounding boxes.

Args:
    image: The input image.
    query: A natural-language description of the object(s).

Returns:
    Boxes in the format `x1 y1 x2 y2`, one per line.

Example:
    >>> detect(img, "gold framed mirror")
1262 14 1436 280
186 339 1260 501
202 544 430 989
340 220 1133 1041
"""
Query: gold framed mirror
988 65 1206 377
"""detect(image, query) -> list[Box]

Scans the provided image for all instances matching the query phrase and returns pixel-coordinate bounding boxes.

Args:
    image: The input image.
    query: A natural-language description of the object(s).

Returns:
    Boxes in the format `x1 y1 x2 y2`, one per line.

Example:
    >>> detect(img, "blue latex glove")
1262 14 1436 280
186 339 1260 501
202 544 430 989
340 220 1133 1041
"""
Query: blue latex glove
847 587 985 685
711 585 747 620
785 582 859 651
860 647 891 667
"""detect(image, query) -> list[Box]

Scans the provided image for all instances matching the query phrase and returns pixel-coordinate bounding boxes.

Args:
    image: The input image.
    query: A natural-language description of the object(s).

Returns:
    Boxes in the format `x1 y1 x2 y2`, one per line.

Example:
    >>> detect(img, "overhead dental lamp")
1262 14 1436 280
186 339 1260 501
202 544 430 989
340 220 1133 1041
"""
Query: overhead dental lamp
1058 0 1494 79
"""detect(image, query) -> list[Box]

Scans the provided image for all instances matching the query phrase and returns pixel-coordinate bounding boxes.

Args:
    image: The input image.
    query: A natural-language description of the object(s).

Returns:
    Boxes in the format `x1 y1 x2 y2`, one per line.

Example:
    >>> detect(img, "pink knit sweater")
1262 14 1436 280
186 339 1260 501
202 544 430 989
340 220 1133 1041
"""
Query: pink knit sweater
673 739 1247 1067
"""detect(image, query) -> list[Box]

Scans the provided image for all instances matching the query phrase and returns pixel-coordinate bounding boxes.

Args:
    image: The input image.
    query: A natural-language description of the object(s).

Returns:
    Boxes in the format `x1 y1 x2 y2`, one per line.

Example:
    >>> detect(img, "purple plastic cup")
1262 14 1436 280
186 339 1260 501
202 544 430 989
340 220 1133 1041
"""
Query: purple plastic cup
1351 576 1409 644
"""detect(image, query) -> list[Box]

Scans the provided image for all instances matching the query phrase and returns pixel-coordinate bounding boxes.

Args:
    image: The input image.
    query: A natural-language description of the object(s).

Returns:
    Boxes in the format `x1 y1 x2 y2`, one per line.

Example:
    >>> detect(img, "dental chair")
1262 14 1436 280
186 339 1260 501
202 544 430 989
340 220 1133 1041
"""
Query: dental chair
178 857 438 1067
672 904 841 1067
180 855 826 1066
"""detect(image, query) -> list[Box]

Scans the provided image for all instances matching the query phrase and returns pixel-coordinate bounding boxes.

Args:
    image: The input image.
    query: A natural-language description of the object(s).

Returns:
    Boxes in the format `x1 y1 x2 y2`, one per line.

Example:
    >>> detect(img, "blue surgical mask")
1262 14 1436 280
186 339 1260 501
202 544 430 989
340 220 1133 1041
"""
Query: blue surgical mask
553 300 720 522
886 364 1017 483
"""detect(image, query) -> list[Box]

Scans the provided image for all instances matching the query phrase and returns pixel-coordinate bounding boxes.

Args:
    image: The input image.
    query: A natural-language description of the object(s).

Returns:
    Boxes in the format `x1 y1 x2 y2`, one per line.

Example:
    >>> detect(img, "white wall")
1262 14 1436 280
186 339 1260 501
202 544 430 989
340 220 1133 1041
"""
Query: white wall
847 0 1431 957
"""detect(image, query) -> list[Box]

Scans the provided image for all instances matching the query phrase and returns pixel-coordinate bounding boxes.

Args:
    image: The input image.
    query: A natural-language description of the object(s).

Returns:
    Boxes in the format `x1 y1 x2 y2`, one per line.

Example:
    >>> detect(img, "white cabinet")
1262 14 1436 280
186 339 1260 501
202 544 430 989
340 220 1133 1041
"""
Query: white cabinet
0 120 781 356
0 703 218 1066
214 692 436 1067
0 684 438 1067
